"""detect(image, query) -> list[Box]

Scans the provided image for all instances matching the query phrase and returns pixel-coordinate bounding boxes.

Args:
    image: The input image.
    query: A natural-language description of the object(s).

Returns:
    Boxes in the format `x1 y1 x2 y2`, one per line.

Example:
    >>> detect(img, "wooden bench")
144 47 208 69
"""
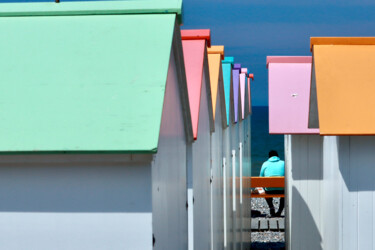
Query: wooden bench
243 177 285 198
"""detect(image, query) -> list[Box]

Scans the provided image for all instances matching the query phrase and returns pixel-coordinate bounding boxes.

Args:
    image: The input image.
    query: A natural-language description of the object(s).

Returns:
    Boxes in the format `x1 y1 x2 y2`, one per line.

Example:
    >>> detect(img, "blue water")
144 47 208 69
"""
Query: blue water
251 106 284 176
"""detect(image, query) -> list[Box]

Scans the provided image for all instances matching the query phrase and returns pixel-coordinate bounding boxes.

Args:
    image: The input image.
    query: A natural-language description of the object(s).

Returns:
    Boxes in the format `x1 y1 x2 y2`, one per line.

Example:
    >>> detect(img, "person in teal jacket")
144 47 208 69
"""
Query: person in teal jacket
260 150 285 217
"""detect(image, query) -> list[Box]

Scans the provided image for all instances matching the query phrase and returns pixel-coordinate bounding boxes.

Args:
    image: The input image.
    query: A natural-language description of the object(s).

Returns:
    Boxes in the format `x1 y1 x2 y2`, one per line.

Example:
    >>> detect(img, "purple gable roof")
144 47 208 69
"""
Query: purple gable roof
232 63 241 123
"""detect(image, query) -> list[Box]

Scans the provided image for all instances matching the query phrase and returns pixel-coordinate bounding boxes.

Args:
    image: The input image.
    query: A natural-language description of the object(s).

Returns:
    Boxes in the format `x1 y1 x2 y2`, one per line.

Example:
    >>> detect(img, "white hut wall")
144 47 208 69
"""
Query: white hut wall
238 117 244 248
242 115 251 244
0 154 153 250
321 136 375 250
285 134 323 250
223 124 233 249
211 89 225 250
192 69 212 250
152 48 188 250
319 136 341 250
230 120 239 248
230 119 241 248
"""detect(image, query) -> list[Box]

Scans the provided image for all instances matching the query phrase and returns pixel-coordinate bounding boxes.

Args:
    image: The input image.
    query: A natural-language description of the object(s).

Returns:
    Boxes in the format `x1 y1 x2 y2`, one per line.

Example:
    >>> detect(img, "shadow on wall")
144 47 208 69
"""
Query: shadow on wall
0 157 152 213
291 186 322 250
339 136 375 192
291 135 323 181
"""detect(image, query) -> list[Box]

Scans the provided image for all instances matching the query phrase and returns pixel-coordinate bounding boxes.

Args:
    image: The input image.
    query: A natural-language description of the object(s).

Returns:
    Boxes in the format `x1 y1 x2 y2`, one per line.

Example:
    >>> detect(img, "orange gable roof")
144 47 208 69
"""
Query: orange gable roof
310 37 375 135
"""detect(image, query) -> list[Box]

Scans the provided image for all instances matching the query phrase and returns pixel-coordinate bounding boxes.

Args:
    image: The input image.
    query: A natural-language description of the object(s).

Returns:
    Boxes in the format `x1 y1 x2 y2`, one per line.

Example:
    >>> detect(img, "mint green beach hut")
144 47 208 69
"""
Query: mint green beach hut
0 1 193 249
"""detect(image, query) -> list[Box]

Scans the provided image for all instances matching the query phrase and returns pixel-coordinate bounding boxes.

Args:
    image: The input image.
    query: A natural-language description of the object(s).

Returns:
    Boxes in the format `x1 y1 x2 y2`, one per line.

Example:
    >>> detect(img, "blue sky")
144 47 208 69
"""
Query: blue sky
2 0 375 105
183 0 375 105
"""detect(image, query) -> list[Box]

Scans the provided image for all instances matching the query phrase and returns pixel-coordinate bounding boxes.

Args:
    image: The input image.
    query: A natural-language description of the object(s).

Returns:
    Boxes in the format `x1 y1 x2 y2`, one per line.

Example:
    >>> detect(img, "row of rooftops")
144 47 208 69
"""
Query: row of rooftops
0 1 254 153
181 29 254 139
268 37 375 136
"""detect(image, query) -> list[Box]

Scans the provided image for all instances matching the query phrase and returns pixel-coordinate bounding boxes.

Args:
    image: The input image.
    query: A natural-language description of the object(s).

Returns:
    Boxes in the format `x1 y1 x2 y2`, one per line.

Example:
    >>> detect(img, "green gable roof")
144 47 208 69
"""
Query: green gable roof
0 0 182 20
0 14 176 154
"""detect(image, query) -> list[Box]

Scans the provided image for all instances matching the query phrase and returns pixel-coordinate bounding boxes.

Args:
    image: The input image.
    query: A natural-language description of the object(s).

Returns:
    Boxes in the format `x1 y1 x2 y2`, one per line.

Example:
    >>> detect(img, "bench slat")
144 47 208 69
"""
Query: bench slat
247 194 285 198
244 177 285 188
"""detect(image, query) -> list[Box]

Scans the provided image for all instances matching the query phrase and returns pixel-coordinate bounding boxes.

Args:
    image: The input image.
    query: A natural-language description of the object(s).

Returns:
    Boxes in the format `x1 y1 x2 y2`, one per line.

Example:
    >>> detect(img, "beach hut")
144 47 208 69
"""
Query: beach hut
0 1 192 250
308 37 375 250
247 73 254 116
240 68 252 246
222 56 235 249
240 68 248 120
232 63 243 249
207 45 227 250
267 56 322 250
240 69 252 181
181 29 215 250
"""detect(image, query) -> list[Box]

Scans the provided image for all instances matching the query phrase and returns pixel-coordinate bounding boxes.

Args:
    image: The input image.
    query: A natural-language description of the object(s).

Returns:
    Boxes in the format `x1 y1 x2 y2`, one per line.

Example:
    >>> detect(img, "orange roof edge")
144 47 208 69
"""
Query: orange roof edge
310 37 375 51
207 45 224 59
249 73 254 80
181 29 211 47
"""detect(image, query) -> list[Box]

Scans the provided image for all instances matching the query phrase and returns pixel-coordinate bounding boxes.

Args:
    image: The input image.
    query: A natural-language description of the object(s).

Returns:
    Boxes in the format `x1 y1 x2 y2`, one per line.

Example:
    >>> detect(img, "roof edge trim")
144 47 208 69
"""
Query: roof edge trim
181 29 211 47
0 0 182 20
207 45 224 59
233 63 241 70
222 56 234 65
266 56 312 68
0 149 158 155
310 37 375 51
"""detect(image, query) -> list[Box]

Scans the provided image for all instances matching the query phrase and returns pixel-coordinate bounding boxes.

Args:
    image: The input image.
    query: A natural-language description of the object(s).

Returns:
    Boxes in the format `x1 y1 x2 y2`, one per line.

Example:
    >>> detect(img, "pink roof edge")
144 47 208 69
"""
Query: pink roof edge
181 29 211 47
266 56 312 68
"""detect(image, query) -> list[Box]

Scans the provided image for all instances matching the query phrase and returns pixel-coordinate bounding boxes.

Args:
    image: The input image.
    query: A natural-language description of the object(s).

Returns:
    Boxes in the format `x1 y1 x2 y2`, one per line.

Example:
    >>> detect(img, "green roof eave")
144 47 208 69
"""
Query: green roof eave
0 0 182 22
0 149 158 155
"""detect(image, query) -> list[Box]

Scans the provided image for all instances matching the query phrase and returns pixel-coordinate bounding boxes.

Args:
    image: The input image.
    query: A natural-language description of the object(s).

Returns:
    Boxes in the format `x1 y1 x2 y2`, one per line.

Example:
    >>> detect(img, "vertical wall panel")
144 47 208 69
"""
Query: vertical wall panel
153 49 188 249
284 135 291 250
192 70 212 250
347 137 375 250
223 127 232 249
0 156 152 250
242 115 251 247
211 91 224 250
287 135 323 250
322 136 340 250
230 119 240 249
339 136 357 250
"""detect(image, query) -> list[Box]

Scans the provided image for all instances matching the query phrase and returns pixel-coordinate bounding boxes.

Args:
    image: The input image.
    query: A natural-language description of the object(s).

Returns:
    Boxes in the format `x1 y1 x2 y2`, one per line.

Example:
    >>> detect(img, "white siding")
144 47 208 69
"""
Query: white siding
242 116 251 247
321 136 341 250
223 126 233 249
192 70 212 250
0 155 153 250
238 119 244 250
211 89 224 250
287 135 375 250
230 121 240 249
187 143 194 250
286 134 323 250
152 48 188 250
335 136 375 250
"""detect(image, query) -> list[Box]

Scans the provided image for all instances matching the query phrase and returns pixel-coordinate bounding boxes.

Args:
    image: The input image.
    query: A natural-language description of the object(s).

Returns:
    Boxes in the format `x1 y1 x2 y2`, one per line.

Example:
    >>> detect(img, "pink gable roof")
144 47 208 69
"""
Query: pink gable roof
247 74 253 114
181 30 211 139
268 56 319 134
240 68 247 119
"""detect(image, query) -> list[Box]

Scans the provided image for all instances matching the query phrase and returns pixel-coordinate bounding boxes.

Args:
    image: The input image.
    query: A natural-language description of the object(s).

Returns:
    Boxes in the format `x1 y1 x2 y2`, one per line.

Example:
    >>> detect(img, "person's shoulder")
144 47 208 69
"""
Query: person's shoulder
261 161 269 167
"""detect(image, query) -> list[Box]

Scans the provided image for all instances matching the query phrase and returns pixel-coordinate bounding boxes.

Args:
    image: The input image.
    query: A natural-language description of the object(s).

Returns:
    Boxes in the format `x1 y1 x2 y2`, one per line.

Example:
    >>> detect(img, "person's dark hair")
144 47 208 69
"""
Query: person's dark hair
269 150 278 158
